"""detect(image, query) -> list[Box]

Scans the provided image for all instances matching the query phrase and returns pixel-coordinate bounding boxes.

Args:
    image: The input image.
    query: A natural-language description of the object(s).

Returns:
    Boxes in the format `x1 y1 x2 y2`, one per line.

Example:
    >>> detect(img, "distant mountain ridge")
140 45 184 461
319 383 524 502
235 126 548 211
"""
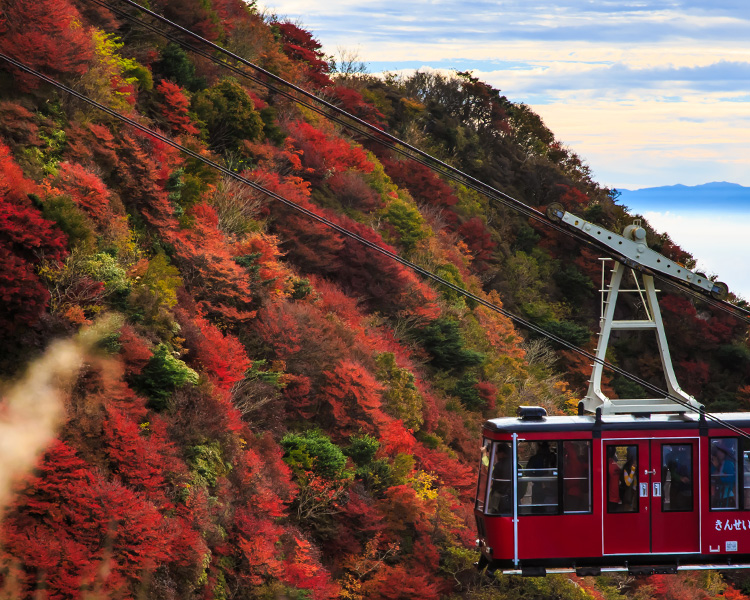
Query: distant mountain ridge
617 181 750 213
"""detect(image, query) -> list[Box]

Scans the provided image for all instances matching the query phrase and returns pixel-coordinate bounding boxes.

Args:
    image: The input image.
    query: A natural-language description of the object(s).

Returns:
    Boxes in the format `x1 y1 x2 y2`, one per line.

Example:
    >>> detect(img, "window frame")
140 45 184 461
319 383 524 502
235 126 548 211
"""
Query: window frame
485 440 513 516
708 437 743 512
562 440 593 514
516 439 593 517
475 437 494 512
661 442 694 513
605 443 640 514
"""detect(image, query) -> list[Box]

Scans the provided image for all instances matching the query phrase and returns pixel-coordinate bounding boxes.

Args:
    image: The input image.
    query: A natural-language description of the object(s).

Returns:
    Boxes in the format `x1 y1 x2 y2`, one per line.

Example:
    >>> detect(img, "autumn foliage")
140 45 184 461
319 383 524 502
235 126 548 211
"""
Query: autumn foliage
0 145 68 328
1 2 747 600
0 0 93 88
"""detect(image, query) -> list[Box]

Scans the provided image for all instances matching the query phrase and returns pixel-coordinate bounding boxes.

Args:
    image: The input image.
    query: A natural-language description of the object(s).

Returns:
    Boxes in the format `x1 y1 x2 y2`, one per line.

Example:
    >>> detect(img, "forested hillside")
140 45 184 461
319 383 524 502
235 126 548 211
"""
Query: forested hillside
1 0 749 598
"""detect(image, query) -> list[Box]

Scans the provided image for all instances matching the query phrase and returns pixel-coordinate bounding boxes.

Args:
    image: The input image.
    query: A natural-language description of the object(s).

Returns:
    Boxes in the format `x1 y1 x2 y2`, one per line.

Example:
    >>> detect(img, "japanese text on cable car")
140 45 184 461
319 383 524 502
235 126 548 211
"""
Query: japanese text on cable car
716 519 750 531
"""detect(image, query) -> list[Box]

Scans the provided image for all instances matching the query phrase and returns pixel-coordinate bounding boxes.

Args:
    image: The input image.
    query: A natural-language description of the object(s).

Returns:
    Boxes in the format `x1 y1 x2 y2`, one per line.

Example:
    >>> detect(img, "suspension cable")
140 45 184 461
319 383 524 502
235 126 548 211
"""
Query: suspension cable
86 0 557 226
89 0 750 326
3 51 748 437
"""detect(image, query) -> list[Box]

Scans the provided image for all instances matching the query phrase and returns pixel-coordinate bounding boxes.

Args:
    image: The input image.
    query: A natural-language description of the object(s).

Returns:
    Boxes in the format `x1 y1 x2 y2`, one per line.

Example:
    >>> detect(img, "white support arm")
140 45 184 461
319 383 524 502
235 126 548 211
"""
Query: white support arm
547 205 727 299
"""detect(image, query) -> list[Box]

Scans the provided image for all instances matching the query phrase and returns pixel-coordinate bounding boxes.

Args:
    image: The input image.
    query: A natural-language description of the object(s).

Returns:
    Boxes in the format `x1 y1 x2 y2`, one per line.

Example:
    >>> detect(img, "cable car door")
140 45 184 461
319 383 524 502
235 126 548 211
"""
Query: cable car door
651 438 700 554
604 438 700 556
603 440 650 555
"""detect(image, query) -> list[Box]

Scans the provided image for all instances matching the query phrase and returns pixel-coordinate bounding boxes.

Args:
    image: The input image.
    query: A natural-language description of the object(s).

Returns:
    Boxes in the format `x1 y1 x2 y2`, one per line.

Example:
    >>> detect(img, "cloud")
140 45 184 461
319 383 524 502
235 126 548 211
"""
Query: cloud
639 210 750 300
262 0 750 189
369 59 750 97
266 0 750 48
530 61 750 93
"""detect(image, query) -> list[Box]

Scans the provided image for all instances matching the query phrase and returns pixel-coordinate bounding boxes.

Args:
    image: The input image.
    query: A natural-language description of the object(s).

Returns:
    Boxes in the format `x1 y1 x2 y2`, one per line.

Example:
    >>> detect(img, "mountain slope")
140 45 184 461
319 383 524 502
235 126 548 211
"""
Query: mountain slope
0 1 748 599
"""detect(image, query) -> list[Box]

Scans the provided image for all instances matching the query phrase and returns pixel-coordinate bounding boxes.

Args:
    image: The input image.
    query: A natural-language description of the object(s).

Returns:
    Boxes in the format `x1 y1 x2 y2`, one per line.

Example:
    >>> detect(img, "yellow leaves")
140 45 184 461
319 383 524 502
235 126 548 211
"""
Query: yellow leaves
138 253 183 310
555 380 580 414
91 30 142 90
408 470 438 501
76 29 151 116
338 573 363 600
399 97 426 113
363 150 399 200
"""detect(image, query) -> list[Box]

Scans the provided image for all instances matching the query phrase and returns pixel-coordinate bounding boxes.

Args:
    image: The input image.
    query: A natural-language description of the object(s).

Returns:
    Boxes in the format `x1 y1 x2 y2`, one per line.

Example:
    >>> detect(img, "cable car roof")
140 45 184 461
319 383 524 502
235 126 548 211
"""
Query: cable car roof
483 412 750 434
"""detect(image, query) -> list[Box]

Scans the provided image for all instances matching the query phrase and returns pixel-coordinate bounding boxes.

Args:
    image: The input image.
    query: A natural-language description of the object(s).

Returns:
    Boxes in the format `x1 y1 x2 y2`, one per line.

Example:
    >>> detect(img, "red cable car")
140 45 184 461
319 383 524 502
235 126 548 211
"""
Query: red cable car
475 213 750 576
475 406 750 576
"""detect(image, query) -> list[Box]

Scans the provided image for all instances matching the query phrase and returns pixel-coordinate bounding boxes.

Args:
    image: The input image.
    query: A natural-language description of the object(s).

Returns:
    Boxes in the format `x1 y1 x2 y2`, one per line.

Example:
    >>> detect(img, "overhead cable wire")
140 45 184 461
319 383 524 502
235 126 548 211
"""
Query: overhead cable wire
90 0 750 326
3 52 748 439
89 0 650 263
86 0 556 228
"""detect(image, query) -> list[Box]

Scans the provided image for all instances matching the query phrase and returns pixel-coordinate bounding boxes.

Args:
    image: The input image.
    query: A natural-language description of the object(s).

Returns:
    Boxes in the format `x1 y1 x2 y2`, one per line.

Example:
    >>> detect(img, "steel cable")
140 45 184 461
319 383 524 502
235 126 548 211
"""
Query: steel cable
84 0 750 327
97 0 750 322
3 51 749 437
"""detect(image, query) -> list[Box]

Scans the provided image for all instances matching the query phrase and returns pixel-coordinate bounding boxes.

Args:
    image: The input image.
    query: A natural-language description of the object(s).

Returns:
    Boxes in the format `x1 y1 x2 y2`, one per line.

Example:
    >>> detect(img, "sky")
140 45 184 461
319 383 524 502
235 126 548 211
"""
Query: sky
262 0 750 298
637 210 750 301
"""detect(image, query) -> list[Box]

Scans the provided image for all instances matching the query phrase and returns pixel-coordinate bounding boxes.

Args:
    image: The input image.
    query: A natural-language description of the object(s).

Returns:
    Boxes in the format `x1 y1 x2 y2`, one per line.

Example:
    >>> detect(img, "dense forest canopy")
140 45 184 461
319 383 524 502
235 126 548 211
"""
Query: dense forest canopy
1 0 750 598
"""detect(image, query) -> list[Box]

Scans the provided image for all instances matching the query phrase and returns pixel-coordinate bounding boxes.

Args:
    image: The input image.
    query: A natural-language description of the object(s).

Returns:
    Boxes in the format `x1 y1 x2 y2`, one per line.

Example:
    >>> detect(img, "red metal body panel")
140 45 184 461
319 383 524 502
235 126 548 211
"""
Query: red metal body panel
701 510 750 554
482 516 514 560
475 416 750 570
517 514 600 559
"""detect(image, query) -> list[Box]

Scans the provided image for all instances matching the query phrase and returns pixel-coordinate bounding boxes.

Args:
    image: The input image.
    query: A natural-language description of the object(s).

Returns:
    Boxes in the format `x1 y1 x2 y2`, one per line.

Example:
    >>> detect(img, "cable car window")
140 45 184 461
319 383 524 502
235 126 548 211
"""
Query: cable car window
518 441 558 515
710 438 738 510
562 441 591 513
743 439 750 510
606 445 638 513
476 439 492 511
487 442 512 515
662 444 693 512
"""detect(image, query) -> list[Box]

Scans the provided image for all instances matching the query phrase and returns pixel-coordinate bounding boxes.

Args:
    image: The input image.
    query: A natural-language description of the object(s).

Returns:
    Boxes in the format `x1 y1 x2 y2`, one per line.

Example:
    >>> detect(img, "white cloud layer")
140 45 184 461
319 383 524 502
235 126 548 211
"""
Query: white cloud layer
640 211 750 301
264 0 750 192
263 0 750 280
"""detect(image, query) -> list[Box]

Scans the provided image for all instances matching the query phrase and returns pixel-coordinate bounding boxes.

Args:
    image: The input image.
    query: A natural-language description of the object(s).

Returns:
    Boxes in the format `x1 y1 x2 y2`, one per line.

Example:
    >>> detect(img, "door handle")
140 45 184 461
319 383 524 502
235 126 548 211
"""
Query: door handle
644 469 656 475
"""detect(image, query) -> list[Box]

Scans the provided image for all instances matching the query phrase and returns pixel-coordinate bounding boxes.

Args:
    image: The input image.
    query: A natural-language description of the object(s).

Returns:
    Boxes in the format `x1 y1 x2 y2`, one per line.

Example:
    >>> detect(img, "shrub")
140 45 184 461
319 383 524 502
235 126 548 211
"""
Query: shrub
280 430 348 480
134 344 200 411
553 264 594 304
191 78 264 153
541 319 591 347
344 433 379 467
375 352 424 431
452 373 484 410
327 170 382 212
611 375 647 400
357 458 394 493
126 253 182 331
41 196 95 249
717 343 750 370
382 198 429 252
153 43 205 91
412 318 485 372
81 252 130 304
187 440 227 488
434 263 469 307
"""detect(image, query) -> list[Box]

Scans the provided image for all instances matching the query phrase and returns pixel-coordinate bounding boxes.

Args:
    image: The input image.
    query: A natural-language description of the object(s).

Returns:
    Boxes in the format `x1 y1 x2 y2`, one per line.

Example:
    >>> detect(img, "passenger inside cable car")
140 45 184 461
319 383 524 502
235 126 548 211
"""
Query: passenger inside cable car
488 443 511 514
474 412 750 575
711 440 737 508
